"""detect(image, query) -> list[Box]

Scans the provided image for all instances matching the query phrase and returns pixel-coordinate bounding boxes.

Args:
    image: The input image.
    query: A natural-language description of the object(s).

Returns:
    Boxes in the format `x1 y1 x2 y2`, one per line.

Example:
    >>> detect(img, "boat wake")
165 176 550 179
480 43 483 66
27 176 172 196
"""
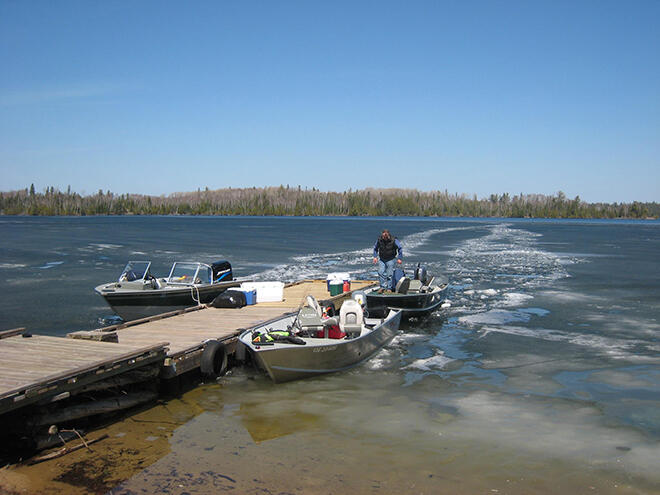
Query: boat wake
246 226 476 283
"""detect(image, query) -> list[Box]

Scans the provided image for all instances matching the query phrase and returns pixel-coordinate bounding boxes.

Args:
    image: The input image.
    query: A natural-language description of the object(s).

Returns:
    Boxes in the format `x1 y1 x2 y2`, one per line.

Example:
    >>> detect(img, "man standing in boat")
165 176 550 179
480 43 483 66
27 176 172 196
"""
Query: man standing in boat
372 229 403 293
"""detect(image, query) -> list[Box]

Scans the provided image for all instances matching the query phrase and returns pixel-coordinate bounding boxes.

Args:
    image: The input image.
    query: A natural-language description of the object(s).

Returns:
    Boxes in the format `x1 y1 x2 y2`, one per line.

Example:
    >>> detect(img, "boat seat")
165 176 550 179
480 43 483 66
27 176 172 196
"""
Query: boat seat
298 297 339 337
297 306 325 334
407 279 422 293
339 299 364 338
395 277 411 294
306 295 323 316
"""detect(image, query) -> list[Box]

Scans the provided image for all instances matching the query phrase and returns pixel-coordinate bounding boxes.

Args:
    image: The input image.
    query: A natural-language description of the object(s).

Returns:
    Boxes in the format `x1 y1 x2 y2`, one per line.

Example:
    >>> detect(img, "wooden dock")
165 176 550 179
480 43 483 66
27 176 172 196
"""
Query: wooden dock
0 280 375 417
0 328 166 416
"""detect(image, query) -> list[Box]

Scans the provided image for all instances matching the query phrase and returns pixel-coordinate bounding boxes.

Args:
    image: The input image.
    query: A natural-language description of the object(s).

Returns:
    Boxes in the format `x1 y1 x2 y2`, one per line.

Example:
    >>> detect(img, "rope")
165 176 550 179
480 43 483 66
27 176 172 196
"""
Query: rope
190 285 201 305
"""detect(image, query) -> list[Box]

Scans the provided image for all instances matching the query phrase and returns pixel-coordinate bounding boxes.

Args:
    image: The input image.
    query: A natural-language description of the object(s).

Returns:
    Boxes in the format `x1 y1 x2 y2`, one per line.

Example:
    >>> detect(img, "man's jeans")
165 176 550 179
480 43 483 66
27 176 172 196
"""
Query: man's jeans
378 259 396 290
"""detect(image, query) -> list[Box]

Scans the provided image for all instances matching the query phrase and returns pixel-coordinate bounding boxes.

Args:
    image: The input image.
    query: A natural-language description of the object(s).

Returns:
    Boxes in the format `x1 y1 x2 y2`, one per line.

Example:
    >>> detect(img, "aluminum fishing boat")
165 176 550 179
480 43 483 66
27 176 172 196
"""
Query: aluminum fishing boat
239 295 402 383
95 260 241 321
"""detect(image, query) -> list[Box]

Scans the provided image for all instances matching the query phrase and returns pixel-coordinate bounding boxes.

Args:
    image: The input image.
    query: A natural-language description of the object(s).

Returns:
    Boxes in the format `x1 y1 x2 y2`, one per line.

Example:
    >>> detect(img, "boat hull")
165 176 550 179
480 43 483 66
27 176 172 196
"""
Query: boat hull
365 285 448 319
242 311 402 383
96 281 241 321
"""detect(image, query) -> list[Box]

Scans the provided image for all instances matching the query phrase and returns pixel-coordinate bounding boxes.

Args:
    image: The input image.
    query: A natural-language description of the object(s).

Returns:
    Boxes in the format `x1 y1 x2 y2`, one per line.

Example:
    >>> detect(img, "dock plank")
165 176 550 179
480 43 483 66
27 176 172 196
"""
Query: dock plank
0 335 167 415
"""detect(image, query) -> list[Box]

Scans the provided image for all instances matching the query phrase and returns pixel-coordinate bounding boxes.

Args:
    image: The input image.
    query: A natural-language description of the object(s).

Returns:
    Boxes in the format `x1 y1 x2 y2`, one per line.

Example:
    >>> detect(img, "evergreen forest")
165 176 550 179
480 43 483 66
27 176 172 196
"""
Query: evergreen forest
1 185 657 219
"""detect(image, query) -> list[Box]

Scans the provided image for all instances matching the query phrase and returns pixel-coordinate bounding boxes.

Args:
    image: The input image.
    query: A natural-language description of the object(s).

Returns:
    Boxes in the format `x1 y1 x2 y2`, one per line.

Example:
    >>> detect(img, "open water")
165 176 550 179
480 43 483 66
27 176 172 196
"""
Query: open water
1 216 659 494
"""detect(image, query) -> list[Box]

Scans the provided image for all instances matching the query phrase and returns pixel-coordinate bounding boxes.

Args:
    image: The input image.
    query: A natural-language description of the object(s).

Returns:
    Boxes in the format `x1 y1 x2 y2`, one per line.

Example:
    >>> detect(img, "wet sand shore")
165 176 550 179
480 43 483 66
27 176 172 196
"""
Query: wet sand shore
1 376 656 495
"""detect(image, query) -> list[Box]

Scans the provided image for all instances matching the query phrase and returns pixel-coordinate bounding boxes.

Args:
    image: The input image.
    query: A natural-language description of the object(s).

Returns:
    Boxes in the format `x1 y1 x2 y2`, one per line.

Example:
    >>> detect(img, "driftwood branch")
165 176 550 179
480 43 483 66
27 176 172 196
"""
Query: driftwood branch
27 434 109 465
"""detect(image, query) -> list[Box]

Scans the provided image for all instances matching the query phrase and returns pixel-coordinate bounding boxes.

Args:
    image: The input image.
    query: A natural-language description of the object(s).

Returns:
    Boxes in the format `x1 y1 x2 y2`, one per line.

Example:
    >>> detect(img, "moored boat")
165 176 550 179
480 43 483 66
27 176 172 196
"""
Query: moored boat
95 260 241 321
239 295 402 383
365 264 450 319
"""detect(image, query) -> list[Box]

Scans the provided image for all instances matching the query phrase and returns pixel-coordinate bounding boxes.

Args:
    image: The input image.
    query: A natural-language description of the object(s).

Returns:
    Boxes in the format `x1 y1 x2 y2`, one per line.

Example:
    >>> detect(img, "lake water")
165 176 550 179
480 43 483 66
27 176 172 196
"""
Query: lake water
1 216 659 494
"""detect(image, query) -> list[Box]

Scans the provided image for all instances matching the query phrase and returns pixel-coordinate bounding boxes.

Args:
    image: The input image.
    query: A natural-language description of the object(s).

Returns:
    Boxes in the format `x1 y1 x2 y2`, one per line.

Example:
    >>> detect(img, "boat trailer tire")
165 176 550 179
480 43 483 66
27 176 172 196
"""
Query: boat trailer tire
201 340 228 379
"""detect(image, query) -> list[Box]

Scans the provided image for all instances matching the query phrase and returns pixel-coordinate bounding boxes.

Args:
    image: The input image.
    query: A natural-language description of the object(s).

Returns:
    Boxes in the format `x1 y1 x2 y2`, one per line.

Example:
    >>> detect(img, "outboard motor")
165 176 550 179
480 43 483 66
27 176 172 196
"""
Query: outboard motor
414 263 428 285
211 260 233 283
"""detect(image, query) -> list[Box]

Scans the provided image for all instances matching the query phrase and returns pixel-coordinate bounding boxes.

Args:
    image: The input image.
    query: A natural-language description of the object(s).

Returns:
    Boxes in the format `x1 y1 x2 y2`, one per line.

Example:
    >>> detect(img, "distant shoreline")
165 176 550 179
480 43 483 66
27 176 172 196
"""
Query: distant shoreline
1 186 658 219
0 213 658 222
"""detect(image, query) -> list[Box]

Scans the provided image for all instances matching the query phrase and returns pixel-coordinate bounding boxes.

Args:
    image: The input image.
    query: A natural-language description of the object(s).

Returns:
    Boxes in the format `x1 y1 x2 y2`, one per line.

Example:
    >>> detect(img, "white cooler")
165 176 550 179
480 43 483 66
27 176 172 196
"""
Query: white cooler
240 282 284 303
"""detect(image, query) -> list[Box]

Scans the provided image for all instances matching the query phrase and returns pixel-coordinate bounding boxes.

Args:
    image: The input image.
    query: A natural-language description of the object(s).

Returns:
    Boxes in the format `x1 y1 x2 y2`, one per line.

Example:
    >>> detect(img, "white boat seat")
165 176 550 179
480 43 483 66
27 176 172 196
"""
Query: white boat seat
339 299 364 338
407 279 422 293
395 277 411 294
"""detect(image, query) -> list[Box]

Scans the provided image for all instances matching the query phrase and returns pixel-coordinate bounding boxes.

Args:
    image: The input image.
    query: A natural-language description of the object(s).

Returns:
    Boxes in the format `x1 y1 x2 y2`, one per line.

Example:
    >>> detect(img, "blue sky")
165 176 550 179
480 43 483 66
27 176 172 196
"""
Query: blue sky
1 1 658 203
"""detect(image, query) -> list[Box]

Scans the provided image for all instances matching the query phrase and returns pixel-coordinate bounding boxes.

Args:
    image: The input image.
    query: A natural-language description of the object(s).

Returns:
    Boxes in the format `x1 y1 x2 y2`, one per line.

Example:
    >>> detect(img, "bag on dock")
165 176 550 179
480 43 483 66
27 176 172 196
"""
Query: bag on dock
211 290 247 308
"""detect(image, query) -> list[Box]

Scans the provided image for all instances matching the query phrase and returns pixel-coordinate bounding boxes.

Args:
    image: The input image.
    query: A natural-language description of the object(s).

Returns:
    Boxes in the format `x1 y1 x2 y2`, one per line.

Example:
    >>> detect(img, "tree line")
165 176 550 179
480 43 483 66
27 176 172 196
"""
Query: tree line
0 184 657 219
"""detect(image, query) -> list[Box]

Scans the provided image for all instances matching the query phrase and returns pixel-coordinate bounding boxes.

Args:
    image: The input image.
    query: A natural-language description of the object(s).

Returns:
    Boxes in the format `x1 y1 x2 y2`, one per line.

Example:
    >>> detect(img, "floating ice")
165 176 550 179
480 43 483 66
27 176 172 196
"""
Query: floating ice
405 353 454 371
519 307 550 317
448 390 660 478
501 292 533 306
478 325 659 362
38 261 64 269
459 309 532 326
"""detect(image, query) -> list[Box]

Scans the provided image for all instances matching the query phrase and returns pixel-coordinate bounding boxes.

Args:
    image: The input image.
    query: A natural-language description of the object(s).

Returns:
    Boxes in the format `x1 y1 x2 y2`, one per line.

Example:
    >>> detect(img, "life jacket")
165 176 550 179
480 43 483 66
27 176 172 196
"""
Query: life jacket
252 332 275 344
377 236 398 262
252 329 306 345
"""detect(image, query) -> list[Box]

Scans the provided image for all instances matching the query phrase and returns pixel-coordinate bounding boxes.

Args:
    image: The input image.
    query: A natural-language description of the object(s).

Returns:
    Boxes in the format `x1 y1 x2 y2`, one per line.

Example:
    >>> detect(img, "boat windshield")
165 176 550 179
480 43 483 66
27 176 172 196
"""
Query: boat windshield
166 262 212 285
119 261 151 282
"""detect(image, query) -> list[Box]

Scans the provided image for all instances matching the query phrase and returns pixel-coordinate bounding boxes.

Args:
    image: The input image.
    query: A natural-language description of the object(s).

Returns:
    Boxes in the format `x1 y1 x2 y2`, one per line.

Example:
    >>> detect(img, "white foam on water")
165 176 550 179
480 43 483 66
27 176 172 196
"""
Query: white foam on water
5 278 41 286
38 261 65 269
401 225 479 252
447 223 574 291
89 243 123 250
248 226 465 282
0 263 27 269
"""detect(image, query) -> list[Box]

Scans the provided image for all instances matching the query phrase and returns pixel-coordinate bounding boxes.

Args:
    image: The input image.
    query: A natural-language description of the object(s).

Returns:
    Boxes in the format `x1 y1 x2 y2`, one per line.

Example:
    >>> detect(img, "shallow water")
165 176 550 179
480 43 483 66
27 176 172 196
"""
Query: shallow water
1 216 659 493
